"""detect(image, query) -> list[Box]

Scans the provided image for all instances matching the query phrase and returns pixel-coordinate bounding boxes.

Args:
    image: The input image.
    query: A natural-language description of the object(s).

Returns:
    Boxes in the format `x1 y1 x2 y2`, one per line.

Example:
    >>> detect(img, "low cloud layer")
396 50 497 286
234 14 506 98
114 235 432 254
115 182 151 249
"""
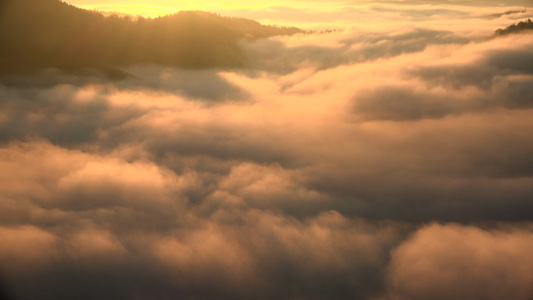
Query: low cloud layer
1 1 533 300
384 223 533 300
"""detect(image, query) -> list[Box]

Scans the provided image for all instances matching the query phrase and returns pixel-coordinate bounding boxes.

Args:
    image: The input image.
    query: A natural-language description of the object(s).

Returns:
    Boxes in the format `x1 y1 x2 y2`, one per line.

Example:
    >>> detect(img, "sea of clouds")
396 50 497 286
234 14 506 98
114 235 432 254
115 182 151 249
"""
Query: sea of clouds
1 1 533 299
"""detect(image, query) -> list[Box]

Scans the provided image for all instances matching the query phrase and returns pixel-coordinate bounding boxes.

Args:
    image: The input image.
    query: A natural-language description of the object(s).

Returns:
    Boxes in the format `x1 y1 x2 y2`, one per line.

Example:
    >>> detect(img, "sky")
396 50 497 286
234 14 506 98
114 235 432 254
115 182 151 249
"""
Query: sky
2 1 533 300
64 0 533 28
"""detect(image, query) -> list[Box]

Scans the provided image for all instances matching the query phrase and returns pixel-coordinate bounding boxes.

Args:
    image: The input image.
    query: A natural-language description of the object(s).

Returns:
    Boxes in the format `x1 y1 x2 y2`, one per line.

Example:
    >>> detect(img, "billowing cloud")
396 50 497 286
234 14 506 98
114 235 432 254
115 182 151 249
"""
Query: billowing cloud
2 1 533 299
0 141 406 299
383 223 533 300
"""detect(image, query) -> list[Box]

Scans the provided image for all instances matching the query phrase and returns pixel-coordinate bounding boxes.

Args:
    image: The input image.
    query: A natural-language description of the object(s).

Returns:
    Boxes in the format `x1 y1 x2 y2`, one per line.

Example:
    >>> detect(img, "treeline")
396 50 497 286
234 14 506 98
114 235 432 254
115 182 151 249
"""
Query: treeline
0 0 303 72
494 19 533 36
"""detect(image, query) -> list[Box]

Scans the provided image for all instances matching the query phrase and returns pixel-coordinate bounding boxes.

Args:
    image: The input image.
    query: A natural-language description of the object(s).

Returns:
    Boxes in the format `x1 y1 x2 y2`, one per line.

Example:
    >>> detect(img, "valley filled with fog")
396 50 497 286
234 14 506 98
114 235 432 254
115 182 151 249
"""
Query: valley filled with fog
1 1 533 299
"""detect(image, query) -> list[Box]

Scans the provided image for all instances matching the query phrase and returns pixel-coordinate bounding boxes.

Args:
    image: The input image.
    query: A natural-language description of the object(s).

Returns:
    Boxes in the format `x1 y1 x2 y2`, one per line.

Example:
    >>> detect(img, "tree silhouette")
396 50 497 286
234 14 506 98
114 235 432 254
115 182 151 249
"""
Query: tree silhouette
494 19 533 36
0 0 303 73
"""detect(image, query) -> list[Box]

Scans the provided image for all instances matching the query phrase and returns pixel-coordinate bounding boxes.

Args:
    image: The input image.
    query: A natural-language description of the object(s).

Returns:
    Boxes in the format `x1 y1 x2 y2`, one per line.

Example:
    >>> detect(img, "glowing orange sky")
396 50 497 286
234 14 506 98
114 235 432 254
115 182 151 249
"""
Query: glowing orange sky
64 0 338 17
62 0 358 29
62 0 532 30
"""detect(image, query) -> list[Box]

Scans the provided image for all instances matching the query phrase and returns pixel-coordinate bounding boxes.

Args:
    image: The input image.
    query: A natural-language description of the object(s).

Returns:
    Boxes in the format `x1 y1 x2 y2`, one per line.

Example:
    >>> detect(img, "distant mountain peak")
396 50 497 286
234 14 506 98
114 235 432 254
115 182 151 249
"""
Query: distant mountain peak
0 0 303 72
494 19 533 36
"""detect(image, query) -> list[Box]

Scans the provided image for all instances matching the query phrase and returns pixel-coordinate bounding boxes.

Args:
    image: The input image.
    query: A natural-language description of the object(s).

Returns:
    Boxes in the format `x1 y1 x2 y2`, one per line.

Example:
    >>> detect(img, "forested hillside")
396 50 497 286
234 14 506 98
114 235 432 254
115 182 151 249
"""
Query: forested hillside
495 19 533 36
0 0 303 72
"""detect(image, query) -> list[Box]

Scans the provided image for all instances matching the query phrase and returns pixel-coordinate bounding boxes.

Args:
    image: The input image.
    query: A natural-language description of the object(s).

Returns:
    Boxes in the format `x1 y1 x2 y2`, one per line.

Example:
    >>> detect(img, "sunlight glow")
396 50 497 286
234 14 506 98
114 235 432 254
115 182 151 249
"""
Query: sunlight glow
75 4 181 16
68 1 291 18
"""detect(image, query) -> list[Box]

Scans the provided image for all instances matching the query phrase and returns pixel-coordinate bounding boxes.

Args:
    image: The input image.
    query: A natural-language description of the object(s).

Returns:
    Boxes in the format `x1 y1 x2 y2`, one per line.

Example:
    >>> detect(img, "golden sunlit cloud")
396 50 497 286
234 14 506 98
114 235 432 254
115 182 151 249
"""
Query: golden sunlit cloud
1 0 533 300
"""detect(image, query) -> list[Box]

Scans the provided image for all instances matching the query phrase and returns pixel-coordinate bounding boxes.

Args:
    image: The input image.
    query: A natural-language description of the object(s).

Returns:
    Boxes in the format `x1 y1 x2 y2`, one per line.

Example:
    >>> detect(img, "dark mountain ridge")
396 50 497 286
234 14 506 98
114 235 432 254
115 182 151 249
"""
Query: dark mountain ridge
0 0 303 72
494 18 533 36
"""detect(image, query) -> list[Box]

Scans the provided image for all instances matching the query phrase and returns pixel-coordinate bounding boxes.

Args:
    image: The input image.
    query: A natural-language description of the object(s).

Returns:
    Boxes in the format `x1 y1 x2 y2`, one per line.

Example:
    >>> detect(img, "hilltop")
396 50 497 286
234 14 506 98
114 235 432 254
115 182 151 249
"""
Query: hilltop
0 0 303 72
494 19 533 36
